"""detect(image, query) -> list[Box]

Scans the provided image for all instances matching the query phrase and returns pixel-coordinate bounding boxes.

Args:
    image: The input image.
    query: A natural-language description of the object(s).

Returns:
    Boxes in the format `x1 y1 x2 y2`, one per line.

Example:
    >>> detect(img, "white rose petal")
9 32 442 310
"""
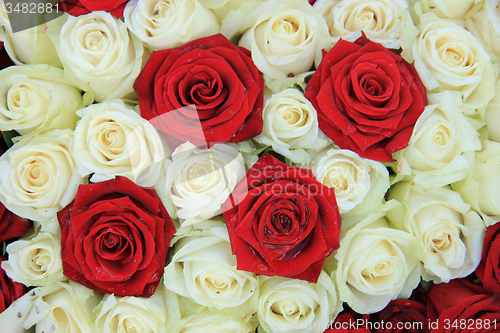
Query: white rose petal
414 0 483 20
171 308 254 333
73 100 166 187
0 129 84 222
2 231 65 287
237 0 330 79
124 0 220 51
466 0 500 61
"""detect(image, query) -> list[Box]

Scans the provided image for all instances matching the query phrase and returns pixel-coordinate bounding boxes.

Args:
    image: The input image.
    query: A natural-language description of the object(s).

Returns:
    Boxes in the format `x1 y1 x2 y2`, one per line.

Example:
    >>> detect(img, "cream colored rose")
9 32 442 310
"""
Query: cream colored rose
0 64 83 138
2 231 65 287
387 182 485 283
397 93 481 189
310 147 389 215
21 282 102 333
46 12 144 102
0 130 84 222
164 220 258 320
254 88 328 164
237 0 330 79
73 100 166 187
156 142 246 226
257 271 340 333
414 0 483 19
94 285 180 333
171 308 254 333
466 0 500 61
412 16 495 113
334 212 421 314
314 0 415 49
124 0 219 51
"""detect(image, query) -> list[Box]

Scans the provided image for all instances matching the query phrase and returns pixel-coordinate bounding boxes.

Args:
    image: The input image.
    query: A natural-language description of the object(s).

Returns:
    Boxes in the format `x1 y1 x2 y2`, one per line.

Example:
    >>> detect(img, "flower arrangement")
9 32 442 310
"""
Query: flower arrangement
0 0 499 332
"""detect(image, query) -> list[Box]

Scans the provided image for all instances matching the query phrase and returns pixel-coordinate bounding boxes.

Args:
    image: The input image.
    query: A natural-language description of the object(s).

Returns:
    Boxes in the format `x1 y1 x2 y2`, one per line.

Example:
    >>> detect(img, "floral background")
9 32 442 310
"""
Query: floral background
0 0 499 332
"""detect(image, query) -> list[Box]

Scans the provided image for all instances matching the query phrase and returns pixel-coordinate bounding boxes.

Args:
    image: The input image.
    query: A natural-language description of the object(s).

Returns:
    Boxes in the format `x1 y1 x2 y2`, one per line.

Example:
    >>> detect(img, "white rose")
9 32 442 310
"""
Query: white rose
46 12 144 102
156 142 246 225
414 0 483 20
334 211 421 314
21 282 102 333
257 271 340 333
94 284 180 333
73 100 166 187
310 147 389 215
124 0 220 51
0 130 84 222
485 78 500 142
386 182 486 283
314 0 415 49
466 0 500 62
397 93 481 189
164 220 258 320
412 16 496 113
237 0 331 79
0 64 84 137
2 231 65 287
171 308 254 333
253 88 328 164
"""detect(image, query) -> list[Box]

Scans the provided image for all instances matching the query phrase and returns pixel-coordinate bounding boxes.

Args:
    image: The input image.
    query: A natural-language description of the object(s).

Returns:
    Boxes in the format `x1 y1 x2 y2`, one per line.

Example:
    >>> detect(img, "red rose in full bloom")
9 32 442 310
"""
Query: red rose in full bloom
0 202 31 244
427 279 500 333
134 34 264 149
58 176 175 297
222 154 341 283
0 257 26 313
373 299 429 333
476 222 500 293
57 0 128 18
304 35 427 162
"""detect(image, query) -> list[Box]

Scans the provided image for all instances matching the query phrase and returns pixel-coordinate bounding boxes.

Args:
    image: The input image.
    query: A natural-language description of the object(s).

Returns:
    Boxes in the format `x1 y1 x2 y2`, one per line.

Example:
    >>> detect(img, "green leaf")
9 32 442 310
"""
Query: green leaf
250 145 272 155
2 130 20 148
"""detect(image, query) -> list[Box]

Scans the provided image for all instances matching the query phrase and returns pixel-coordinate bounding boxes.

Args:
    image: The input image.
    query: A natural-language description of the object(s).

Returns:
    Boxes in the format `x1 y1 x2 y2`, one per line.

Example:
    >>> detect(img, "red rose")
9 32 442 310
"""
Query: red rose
373 299 429 333
57 176 175 297
222 154 341 282
134 34 264 149
57 0 127 18
327 310 371 332
304 35 427 162
0 257 26 313
427 279 500 332
0 202 31 244
476 222 500 293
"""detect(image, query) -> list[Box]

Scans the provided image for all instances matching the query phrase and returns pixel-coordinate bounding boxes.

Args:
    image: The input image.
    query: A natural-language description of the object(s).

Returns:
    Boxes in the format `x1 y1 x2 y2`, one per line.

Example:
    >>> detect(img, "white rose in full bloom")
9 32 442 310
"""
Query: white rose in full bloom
386 182 485 283
257 271 341 333
412 16 496 113
397 93 481 189
310 147 389 215
466 0 500 61
334 211 421 314
94 285 181 333
20 282 102 333
46 12 144 102
124 0 220 51
485 78 500 142
414 0 483 19
164 220 258 320
0 130 84 222
156 142 246 225
73 100 166 187
170 308 255 333
2 231 65 287
0 64 84 138
237 0 331 79
314 0 416 50
253 88 328 164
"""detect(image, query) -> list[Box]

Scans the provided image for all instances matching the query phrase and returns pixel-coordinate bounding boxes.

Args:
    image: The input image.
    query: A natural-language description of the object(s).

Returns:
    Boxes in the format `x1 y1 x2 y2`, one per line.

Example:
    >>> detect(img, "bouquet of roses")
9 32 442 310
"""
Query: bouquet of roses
0 0 499 332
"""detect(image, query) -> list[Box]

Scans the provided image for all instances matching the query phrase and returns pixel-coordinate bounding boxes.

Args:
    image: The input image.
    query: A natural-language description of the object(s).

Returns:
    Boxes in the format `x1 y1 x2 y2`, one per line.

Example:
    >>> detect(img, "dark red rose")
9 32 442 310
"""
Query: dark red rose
57 176 176 297
373 299 429 333
304 34 427 162
222 154 341 282
0 42 14 71
134 34 264 149
476 222 500 293
0 257 26 313
0 202 31 244
57 0 127 18
427 279 500 332
327 310 371 332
